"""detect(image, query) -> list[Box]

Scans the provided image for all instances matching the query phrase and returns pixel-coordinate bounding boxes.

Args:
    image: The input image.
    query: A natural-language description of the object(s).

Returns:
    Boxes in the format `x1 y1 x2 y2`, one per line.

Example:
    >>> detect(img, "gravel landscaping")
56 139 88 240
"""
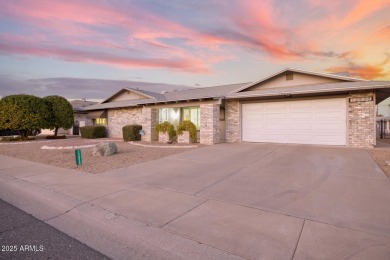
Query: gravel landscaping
0 137 199 174
368 150 390 179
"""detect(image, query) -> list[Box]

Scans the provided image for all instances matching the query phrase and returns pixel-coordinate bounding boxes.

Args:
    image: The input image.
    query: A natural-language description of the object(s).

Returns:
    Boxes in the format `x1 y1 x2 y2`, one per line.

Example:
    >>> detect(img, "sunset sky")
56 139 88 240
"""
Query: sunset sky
0 0 389 100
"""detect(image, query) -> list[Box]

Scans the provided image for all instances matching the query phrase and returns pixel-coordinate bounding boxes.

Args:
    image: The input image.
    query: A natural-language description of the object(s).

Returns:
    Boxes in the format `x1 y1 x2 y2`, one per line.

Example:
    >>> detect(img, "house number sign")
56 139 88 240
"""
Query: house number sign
349 97 373 103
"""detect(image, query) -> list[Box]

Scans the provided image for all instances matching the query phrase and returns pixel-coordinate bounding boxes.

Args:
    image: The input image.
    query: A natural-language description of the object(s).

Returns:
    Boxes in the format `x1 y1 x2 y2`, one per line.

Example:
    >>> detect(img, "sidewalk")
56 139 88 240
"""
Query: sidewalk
0 155 243 260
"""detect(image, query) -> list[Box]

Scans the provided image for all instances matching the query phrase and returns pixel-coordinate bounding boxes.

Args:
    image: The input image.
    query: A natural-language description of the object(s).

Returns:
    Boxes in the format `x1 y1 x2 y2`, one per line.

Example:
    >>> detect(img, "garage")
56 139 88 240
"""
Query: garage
242 98 347 145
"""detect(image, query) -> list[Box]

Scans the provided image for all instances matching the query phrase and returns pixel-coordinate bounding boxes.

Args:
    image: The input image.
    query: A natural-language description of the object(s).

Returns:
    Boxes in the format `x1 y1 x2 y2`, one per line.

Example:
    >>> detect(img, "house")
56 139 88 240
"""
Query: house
83 68 390 148
41 99 98 136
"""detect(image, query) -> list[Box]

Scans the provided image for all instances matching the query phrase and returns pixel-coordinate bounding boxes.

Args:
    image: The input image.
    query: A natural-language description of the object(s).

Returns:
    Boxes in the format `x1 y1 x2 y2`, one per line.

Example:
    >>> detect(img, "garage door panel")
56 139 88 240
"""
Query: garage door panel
266 123 288 130
265 113 287 120
314 123 345 130
290 123 313 130
289 134 315 143
315 135 345 144
289 112 313 119
315 111 344 119
263 102 288 109
289 101 314 110
264 134 288 142
315 99 345 109
242 98 346 146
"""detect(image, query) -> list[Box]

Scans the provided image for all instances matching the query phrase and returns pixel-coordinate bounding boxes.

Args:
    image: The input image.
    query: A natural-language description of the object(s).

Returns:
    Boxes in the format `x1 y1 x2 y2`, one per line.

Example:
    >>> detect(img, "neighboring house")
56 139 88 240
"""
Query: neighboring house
83 68 390 148
41 99 98 135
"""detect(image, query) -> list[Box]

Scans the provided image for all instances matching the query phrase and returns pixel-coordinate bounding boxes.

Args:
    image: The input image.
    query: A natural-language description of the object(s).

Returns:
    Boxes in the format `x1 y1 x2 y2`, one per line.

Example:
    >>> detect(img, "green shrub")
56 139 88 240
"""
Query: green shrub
80 126 106 139
123 124 142 141
45 135 66 140
177 120 197 140
43 95 74 137
1 136 35 142
0 94 49 139
155 121 176 139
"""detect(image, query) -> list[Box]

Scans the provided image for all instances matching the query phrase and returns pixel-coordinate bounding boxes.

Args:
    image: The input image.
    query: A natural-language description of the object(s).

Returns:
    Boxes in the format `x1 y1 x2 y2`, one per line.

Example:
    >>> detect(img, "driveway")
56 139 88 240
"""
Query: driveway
1 143 390 259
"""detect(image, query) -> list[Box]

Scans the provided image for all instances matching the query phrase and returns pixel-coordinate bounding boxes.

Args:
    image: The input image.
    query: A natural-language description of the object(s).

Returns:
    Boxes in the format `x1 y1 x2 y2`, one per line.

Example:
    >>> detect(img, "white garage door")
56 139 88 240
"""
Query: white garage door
242 98 347 145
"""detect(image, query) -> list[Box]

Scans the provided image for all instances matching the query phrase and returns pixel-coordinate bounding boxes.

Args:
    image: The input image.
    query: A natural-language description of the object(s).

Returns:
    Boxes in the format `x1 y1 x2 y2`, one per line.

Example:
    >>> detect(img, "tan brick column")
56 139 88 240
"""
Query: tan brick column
347 92 375 148
200 104 220 144
141 107 158 142
225 99 240 142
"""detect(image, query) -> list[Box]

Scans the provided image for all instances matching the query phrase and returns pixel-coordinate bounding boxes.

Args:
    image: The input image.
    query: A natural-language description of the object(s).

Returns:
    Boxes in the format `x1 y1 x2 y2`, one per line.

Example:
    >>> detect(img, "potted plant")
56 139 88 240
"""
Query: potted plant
155 121 176 143
177 120 197 143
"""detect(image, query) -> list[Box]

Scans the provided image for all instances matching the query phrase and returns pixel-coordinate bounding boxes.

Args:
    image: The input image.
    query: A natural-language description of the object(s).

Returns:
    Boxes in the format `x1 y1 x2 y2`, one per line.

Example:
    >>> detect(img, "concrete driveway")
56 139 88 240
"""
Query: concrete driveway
1 143 390 259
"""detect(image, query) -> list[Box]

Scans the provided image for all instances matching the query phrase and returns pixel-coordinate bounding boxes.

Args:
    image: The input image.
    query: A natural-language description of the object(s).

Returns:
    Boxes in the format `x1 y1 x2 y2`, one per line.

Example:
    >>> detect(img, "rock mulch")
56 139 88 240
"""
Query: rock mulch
0 138 197 174
368 149 390 179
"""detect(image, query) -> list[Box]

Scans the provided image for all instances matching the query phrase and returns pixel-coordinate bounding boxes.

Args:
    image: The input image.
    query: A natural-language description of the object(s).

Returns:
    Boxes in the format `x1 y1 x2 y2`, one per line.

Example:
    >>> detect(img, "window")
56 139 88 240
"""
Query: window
158 107 200 129
286 72 293 80
94 118 106 125
159 108 180 127
181 107 200 129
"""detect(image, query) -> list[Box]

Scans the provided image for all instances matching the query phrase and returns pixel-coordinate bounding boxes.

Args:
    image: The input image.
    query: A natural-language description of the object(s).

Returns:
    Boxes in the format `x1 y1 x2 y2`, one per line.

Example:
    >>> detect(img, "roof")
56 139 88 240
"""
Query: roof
227 81 390 99
83 98 156 110
82 68 390 111
162 83 249 102
101 87 164 103
84 83 248 110
230 68 366 94
70 100 98 111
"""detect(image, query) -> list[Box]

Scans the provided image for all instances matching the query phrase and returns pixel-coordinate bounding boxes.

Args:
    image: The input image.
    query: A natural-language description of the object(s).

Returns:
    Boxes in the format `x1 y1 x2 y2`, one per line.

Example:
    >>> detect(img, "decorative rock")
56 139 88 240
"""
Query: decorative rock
92 142 118 157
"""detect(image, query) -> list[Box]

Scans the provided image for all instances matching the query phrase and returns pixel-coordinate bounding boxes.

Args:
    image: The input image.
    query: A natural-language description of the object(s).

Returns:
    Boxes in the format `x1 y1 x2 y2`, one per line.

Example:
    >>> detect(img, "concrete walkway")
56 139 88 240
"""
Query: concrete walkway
1 143 390 259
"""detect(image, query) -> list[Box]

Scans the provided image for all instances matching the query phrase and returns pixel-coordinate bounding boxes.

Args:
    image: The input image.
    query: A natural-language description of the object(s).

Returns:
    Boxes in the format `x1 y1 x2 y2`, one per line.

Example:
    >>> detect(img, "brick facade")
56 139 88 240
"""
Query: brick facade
347 92 375 148
141 107 159 142
158 132 169 143
225 99 240 142
178 131 193 143
200 104 220 144
107 107 143 138
105 93 377 148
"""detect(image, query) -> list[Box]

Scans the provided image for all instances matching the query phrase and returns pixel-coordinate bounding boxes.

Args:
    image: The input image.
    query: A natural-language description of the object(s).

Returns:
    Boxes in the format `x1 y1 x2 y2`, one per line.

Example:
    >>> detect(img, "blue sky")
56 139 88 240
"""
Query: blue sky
0 0 389 100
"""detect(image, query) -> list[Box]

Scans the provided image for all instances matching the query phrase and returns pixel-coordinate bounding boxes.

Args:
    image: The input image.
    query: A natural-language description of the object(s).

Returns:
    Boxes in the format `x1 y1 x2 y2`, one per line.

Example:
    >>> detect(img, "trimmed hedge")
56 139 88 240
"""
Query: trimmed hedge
123 124 142 141
155 121 176 139
80 126 106 139
1 136 35 142
46 135 66 140
177 120 197 140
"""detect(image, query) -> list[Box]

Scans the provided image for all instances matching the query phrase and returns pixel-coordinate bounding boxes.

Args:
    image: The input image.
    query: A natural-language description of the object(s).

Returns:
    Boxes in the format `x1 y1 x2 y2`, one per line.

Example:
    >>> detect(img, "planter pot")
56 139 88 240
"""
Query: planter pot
178 131 194 144
158 132 169 143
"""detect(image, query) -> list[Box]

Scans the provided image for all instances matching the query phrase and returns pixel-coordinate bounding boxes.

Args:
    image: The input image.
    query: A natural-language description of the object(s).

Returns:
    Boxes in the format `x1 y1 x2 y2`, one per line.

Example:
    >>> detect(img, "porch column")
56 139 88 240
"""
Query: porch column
348 92 375 148
141 107 158 142
200 104 220 144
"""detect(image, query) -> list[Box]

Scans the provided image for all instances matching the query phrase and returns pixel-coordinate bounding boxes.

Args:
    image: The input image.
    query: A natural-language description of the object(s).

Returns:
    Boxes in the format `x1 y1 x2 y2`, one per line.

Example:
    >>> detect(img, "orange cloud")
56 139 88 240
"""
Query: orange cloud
327 59 389 80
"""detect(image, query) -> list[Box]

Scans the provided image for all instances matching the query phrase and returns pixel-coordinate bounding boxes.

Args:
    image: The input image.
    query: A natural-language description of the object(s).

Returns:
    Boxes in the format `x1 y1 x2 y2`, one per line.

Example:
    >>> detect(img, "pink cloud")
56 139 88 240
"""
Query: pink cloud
0 37 209 73
1 0 389 74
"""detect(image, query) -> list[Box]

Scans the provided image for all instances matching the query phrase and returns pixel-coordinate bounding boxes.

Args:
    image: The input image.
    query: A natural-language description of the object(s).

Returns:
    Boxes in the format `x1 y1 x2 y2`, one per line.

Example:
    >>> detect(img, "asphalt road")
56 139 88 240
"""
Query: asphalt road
0 199 110 260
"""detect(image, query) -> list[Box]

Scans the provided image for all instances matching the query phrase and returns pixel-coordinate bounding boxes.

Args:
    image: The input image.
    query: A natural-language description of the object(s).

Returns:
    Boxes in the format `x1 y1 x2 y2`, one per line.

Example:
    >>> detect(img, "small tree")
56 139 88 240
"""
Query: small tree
43 95 74 136
0 95 48 139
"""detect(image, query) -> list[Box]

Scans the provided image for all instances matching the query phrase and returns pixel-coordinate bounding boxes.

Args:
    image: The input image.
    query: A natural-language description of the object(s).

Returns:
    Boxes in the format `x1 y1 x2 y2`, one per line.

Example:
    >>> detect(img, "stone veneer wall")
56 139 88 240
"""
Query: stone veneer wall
107 108 143 138
225 99 240 142
348 92 375 148
200 104 220 144
107 107 159 140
